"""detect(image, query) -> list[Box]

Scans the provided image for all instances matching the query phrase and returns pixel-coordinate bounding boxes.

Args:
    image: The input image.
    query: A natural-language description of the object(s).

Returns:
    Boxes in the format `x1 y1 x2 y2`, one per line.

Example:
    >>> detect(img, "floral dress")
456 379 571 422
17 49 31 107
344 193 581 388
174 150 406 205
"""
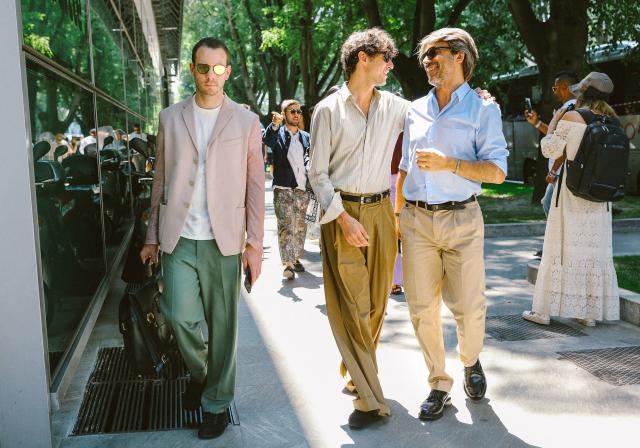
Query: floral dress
532 119 620 321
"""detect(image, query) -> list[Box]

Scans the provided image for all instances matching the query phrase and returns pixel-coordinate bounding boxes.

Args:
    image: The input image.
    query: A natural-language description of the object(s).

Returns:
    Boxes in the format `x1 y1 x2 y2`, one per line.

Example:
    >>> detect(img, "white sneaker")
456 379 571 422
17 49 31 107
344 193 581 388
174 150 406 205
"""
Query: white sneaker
283 265 295 280
522 310 550 325
576 318 596 327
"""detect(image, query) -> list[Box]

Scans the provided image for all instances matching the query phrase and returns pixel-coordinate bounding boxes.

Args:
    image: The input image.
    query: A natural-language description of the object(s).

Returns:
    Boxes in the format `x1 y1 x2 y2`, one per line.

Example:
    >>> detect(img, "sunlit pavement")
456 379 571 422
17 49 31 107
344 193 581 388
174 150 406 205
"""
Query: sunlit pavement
56 182 640 448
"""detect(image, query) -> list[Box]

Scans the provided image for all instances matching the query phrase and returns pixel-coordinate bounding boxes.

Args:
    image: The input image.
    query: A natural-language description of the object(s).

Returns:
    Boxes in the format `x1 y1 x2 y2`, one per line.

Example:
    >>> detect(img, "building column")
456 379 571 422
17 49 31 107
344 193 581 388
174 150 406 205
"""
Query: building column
0 0 53 447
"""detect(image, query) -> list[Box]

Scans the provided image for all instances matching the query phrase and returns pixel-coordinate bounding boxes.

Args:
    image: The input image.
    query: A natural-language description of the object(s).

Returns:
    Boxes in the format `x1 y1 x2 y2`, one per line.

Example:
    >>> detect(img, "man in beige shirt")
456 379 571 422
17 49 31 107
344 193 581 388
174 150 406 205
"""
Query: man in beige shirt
309 28 409 429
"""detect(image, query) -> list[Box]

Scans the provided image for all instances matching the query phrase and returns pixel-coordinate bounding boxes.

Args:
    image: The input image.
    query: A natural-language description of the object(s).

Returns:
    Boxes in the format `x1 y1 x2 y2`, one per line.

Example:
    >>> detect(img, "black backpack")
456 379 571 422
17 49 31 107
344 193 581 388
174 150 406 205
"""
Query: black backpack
564 109 630 202
119 272 179 375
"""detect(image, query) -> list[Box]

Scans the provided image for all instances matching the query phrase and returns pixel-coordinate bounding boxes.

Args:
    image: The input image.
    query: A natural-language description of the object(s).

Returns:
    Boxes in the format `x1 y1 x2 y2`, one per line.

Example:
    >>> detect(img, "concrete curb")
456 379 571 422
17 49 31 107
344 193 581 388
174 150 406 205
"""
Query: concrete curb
486 218 640 238
527 258 640 327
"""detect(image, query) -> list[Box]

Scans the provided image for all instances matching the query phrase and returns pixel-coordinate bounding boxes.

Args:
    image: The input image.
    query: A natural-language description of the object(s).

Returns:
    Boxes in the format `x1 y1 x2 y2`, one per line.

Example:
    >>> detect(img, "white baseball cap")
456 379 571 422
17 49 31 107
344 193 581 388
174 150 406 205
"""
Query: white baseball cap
569 72 614 98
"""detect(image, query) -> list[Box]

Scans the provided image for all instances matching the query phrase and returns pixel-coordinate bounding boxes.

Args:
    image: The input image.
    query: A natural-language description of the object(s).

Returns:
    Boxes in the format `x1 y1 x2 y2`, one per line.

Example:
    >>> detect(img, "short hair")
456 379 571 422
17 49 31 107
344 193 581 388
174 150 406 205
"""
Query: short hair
340 28 398 80
554 71 579 86
191 37 231 65
281 99 300 113
417 28 478 81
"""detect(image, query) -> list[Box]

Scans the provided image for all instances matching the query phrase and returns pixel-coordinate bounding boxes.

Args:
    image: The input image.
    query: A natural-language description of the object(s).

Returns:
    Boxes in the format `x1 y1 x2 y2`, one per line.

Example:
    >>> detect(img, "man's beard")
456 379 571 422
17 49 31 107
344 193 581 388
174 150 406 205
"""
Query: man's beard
285 117 299 127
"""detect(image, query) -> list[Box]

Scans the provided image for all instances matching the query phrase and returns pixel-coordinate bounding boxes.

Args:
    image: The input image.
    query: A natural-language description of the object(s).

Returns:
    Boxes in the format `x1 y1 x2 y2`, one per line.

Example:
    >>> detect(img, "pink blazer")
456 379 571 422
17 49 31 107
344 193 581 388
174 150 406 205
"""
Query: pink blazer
145 96 265 256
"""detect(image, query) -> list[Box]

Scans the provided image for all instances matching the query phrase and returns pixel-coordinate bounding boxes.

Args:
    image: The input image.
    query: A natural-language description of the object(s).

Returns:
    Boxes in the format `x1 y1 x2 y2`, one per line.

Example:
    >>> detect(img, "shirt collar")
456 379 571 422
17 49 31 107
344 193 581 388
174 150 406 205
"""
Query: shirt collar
452 82 471 101
427 82 472 109
339 82 381 102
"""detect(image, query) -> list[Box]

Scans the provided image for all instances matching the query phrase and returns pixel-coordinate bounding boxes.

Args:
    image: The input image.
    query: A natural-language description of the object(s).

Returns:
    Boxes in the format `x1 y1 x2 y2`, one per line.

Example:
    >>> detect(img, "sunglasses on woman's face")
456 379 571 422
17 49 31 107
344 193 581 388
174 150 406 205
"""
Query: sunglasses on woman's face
287 109 303 115
195 63 227 75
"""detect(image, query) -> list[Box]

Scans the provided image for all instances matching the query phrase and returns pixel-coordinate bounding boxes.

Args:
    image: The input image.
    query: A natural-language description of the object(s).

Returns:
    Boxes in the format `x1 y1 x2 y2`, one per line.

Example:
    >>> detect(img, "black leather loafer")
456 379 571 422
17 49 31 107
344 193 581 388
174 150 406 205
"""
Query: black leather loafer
293 260 305 272
463 359 487 400
183 378 205 411
418 390 451 421
348 409 385 428
198 411 229 439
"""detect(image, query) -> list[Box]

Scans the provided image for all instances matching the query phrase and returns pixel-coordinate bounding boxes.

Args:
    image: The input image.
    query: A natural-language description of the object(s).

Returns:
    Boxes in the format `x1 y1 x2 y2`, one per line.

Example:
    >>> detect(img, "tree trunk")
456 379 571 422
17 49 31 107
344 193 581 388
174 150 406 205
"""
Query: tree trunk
221 0 260 112
508 0 588 202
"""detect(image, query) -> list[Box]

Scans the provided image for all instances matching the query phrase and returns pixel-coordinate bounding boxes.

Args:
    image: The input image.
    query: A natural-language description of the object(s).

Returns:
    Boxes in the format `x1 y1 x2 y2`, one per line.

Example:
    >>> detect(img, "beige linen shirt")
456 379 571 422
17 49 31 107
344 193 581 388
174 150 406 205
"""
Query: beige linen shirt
309 83 409 224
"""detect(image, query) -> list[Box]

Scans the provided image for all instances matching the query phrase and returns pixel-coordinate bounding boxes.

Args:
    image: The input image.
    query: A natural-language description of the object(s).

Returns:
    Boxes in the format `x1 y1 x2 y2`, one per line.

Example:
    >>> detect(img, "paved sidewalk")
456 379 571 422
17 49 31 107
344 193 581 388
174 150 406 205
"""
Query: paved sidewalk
54 184 640 447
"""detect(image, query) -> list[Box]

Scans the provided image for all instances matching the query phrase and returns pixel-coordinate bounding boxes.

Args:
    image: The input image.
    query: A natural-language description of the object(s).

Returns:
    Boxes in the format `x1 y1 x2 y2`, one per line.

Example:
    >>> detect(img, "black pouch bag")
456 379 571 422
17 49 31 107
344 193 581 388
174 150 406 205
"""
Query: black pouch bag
119 268 179 375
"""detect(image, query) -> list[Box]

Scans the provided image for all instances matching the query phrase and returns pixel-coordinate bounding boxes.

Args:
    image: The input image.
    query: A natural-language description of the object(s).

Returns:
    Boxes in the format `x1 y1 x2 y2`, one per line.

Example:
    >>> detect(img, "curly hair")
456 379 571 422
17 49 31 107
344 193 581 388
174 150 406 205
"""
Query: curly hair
340 28 398 80
417 28 478 81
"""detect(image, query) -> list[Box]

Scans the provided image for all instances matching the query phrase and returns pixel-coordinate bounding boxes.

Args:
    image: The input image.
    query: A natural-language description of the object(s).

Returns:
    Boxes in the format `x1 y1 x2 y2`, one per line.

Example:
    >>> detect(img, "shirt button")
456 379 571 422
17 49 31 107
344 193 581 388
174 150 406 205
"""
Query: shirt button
189 180 195 187
193 157 198 165
183 202 190 208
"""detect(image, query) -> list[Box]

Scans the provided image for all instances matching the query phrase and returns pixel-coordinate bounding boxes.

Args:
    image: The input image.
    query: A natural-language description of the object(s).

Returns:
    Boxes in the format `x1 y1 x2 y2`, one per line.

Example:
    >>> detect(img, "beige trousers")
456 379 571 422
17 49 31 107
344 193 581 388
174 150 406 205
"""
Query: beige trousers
400 201 486 393
320 196 396 415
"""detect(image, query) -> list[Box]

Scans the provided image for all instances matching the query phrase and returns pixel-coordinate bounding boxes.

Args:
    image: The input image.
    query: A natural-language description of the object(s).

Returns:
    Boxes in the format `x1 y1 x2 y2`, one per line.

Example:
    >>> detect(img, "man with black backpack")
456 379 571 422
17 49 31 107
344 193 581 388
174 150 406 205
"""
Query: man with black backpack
523 72 626 328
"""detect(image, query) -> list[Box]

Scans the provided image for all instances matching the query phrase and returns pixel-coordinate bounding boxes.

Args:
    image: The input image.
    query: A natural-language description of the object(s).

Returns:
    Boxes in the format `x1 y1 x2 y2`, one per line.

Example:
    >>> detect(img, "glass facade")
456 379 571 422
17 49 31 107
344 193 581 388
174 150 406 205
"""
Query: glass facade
21 0 162 379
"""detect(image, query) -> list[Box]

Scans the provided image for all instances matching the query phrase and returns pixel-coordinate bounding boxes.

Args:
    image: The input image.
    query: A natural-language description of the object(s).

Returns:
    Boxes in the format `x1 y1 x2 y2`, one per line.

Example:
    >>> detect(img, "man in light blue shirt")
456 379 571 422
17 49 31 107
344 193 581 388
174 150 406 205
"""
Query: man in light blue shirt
395 27 508 422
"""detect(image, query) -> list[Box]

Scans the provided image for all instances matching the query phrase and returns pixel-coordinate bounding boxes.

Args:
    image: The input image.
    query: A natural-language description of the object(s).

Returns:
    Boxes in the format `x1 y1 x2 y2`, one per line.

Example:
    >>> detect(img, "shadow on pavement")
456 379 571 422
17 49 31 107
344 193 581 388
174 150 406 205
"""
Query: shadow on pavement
340 399 539 448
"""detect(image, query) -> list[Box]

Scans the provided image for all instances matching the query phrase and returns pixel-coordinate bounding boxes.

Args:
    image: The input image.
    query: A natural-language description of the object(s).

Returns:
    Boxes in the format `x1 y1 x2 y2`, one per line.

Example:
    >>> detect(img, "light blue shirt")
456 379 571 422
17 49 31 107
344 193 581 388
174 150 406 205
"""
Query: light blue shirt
399 82 508 203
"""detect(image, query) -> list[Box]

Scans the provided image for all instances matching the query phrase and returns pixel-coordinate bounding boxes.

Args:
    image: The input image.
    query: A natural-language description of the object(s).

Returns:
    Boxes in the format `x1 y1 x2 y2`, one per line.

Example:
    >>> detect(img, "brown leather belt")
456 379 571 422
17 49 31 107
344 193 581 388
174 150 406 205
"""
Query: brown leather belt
341 190 390 204
406 196 476 211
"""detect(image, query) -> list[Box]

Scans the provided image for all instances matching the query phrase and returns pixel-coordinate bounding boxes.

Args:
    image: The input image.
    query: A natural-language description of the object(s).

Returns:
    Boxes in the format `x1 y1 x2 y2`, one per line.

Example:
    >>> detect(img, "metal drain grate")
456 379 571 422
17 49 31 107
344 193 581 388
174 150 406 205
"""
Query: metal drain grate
72 347 238 435
558 346 640 386
486 314 587 341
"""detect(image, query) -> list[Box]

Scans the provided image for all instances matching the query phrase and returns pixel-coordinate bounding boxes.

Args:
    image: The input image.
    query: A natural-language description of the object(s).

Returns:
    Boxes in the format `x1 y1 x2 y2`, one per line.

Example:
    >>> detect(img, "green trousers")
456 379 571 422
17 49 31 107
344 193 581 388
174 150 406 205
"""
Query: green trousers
161 237 241 413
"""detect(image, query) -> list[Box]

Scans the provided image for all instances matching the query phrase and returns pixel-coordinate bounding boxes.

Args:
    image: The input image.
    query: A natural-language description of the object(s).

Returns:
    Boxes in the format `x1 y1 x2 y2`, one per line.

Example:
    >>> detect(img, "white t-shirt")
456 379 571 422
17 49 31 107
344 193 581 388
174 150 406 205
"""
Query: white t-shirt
286 129 307 190
180 97 220 240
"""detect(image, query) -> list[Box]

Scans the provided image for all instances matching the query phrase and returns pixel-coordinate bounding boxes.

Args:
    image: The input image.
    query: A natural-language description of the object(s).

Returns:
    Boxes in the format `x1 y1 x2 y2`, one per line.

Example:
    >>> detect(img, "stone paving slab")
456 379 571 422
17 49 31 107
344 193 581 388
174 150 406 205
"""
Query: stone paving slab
53 184 640 448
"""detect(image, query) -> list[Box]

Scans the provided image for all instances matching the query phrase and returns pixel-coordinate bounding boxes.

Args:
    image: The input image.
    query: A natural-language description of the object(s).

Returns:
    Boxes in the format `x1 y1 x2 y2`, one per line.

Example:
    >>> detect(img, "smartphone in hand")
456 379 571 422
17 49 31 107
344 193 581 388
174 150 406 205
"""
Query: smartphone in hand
244 266 252 293
524 97 532 113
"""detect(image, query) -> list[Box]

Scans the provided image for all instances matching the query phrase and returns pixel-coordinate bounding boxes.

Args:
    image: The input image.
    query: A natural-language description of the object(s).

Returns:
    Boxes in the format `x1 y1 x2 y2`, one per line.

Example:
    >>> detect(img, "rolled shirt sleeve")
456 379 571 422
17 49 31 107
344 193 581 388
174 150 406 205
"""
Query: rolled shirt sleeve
476 101 509 174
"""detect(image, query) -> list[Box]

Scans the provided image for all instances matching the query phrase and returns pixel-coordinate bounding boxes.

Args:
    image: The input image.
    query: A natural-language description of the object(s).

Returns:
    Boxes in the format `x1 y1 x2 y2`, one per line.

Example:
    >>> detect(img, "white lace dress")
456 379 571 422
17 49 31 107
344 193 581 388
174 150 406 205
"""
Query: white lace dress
532 120 620 321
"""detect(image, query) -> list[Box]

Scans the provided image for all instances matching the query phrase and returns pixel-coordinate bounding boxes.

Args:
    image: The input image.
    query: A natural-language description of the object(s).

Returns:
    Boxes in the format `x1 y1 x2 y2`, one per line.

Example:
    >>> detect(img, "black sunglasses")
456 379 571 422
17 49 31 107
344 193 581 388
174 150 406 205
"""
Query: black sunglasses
421 46 452 62
378 50 393 62
287 109 303 115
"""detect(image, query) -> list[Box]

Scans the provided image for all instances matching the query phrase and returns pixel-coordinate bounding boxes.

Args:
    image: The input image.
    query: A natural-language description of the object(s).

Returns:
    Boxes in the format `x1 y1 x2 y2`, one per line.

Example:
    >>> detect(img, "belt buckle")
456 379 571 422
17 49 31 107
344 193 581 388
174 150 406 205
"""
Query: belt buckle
360 196 366 204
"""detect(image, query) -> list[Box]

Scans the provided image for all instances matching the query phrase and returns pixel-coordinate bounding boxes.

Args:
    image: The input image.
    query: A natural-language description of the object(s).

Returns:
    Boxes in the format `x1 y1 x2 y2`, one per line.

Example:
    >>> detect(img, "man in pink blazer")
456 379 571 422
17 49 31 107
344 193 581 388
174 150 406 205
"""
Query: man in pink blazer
140 37 264 440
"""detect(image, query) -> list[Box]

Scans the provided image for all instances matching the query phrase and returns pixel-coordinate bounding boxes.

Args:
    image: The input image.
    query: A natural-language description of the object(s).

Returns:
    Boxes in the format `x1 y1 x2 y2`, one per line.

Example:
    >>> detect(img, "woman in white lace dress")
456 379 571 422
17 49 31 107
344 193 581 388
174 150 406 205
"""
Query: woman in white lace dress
523 72 620 327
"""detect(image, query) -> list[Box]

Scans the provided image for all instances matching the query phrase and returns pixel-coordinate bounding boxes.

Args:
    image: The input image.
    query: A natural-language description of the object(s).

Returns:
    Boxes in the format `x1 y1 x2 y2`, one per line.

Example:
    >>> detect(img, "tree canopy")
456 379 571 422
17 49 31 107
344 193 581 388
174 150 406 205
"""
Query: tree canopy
179 0 640 120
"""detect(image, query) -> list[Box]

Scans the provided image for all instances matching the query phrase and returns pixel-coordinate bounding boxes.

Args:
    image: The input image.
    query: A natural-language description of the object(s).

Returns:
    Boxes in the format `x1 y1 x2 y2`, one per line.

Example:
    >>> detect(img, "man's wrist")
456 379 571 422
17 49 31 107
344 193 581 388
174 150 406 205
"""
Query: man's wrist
451 158 461 174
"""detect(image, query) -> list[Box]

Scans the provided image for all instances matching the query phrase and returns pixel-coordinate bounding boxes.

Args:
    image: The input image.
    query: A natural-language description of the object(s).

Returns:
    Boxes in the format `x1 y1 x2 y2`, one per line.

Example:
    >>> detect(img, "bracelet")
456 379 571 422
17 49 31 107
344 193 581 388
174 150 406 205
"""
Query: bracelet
535 121 542 129
453 158 461 174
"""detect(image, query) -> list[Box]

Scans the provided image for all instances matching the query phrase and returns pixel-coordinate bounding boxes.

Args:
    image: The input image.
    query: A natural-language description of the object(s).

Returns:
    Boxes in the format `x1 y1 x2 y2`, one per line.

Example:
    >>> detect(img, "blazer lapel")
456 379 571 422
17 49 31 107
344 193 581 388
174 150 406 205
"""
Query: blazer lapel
207 96 234 154
181 98 198 154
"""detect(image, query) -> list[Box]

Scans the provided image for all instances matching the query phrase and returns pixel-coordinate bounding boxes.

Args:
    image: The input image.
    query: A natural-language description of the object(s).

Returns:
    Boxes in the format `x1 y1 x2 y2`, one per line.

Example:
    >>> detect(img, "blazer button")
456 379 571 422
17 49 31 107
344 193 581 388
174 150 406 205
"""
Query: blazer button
189 180 195 187
183 202 190 208
193 157 198 165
